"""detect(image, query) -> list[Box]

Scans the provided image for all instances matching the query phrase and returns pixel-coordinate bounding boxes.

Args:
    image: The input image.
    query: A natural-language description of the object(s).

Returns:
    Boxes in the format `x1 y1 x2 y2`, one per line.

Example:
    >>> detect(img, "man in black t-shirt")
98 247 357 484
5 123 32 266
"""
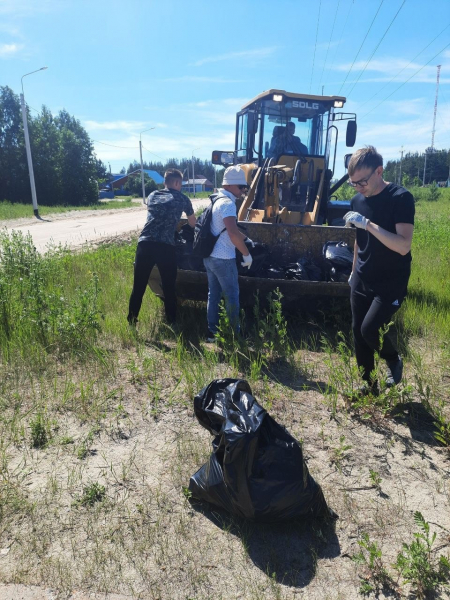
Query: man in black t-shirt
127 169 196 326
343 146 415 394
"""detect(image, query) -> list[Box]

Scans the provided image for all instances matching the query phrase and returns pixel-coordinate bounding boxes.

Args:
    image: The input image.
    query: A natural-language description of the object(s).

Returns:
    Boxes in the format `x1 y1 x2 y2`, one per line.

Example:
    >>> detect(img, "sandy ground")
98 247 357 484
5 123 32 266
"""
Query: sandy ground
0 584 131 600
1 198 210 253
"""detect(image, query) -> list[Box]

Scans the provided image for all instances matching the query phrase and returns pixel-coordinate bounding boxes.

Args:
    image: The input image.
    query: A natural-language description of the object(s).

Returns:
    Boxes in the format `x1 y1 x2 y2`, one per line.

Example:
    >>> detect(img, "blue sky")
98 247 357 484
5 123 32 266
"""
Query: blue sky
1 0 450 177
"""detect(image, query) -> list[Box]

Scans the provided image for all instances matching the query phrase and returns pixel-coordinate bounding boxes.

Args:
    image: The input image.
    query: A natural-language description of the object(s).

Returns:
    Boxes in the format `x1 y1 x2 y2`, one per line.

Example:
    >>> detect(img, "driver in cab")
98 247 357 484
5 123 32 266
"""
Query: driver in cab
268 121 308 159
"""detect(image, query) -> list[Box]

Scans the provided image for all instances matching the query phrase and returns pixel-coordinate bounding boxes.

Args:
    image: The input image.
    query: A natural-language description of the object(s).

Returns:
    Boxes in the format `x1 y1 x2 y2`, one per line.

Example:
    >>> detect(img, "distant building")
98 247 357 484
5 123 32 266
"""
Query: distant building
182 175 213 194
111 169 164 191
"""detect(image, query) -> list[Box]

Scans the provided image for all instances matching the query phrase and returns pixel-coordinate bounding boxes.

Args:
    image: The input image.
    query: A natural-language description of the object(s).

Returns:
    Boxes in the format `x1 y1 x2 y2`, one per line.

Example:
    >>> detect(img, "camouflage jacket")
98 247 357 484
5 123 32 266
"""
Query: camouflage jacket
138 188 194 246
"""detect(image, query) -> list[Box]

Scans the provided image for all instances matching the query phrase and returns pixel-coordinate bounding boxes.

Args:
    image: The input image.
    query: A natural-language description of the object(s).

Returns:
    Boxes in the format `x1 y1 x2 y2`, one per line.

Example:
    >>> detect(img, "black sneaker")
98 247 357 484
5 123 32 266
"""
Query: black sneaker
386 356 403 387
206 331 216 343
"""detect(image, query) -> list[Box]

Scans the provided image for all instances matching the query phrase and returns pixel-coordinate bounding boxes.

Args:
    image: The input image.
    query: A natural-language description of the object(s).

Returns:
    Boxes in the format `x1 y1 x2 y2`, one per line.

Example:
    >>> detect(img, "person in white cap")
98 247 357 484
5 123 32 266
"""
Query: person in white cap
204 165 252 341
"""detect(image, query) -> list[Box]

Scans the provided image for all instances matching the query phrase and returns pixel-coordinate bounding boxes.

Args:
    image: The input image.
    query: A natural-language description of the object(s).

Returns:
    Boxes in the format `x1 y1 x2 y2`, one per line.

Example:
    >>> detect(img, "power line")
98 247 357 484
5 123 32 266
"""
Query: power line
360 40 450 120
92 139 137 149
346 0 405 99
327 0 355 87
319 0 341 90
309 0 322 94
141 144 165 161
358 22 450 109
338 0 384 95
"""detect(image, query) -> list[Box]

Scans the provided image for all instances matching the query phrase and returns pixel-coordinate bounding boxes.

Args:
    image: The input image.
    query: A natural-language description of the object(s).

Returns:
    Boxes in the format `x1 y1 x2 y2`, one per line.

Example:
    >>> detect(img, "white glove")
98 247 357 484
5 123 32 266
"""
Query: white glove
241 253 253 269
344 211 369 230
348 272 353 286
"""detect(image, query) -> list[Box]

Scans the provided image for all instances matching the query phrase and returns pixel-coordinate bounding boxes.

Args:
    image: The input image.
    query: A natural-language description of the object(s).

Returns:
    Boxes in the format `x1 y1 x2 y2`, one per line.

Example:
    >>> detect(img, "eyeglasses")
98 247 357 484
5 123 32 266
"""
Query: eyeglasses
237 185 248 190
348 168 377 188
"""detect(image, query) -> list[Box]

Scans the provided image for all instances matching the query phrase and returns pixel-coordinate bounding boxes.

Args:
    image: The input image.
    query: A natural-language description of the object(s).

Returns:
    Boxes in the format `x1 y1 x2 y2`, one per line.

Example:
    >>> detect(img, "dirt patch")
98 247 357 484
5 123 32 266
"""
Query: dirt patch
1 340 449 600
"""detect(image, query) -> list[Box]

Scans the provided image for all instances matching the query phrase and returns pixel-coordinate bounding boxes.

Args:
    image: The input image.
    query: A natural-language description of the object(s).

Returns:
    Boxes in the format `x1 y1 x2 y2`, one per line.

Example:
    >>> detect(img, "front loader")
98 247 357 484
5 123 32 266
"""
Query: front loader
149 89 357 307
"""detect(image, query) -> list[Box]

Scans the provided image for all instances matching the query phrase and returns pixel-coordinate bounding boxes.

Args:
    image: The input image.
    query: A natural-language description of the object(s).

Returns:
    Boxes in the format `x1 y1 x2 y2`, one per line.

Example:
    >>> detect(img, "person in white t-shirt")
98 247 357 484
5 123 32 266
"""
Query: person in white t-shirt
203 165 252 341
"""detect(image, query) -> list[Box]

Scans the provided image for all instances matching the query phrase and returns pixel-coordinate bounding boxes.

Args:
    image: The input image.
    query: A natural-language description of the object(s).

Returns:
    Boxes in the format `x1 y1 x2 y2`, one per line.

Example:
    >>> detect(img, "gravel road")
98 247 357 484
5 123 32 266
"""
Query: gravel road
2 198 210 252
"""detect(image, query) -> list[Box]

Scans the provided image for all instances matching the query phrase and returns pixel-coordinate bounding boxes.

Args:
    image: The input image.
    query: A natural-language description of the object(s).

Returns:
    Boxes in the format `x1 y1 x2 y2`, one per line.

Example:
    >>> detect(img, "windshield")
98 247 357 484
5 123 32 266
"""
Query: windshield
259 99 330 159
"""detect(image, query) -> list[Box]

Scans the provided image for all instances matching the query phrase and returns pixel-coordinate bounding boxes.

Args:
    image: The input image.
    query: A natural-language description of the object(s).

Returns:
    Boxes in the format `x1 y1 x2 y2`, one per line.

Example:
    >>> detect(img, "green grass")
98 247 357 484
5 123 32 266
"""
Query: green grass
400 188 450 341
0 187 449 599
0 198 137 221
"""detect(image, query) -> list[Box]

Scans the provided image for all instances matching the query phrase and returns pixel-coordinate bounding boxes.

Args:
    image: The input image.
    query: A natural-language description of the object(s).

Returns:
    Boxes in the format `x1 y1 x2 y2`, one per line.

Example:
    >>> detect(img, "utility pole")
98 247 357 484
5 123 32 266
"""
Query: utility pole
423 151 427 186
139 127 155 204
399 146 404 185
191 147 201 197
109 163 115 198
139 140 145 204
20 66 48 218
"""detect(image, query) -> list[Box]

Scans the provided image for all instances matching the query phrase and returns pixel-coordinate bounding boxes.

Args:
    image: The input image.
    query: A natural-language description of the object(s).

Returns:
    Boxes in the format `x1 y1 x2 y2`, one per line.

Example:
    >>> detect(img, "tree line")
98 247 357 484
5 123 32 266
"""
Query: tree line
0 85 107 206
383 149 450 187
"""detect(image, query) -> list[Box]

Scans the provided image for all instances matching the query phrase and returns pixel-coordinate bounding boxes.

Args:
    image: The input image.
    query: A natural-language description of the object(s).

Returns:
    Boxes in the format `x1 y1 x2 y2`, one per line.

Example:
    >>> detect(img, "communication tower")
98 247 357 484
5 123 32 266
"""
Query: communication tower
423 64 441 185
431 64 441 150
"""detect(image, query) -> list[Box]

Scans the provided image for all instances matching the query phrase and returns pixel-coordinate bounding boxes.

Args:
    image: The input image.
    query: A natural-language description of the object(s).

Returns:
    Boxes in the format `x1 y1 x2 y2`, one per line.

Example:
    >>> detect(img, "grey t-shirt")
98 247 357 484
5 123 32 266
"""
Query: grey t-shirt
139 188 194 246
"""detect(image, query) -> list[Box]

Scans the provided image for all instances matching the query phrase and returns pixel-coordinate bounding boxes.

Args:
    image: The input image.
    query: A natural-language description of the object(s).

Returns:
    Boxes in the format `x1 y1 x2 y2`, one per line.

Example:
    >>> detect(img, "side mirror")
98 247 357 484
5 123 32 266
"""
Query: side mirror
346 120 357 147
212 151 235 166
344 154 352 169
247 111 258 135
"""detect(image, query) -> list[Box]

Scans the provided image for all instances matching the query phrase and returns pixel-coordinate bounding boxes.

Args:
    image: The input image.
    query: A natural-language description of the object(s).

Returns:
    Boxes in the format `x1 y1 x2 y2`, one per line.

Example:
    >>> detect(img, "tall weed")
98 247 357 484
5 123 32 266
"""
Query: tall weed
0 230 102 365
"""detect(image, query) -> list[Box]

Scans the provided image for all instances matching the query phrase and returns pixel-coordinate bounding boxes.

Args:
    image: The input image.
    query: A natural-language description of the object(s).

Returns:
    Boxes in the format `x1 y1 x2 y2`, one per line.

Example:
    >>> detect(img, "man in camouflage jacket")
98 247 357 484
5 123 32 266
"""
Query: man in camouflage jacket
127 168 196 325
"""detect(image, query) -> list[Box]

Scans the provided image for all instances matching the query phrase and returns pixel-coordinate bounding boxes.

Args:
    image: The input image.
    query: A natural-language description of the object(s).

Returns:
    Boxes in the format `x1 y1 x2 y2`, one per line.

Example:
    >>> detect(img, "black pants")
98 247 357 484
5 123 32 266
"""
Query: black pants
350 272 407 382
128 240 177 324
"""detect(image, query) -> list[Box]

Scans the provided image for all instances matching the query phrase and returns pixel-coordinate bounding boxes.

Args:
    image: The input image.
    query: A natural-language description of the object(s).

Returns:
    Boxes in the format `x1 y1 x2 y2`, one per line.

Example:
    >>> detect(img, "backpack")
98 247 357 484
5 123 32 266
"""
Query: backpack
192 194 227 258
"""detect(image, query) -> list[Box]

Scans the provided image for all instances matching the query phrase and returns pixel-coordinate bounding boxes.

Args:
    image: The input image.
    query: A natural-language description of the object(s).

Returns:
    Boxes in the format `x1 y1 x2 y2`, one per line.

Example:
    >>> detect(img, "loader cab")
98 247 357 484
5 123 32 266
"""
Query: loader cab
212 89 356 225
234 91 350 168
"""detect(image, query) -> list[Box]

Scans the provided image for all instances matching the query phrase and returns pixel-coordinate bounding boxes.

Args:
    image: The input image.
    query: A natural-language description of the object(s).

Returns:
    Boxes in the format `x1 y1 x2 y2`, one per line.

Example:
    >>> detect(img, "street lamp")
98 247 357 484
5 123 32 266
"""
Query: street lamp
21 66 48 218
140 127 155 204
192 146 201 197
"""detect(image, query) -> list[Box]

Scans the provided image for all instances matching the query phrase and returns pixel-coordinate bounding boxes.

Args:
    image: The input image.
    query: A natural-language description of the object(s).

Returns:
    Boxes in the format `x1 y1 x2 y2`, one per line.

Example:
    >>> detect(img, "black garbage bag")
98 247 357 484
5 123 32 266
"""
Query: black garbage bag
284 261 309 281
263 265 286 279
323 241 353 282
189 378 330 522
175 228 205 271
329 267 350 283
179 222 195 242
236 239 270 277
323 241 353 269
284 256 324 281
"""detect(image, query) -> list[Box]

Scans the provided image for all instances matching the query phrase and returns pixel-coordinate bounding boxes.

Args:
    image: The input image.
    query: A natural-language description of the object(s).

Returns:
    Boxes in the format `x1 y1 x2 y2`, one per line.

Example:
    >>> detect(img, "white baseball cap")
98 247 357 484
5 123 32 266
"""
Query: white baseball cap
222 165 248 186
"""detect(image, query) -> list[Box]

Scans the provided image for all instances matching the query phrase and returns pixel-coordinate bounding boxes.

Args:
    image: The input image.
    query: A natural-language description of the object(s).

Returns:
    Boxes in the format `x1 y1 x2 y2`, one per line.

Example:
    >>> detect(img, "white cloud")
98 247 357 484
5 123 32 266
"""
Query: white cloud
190 47 277 67
0 43 24 57
92 131 236 172
0 0 58 15
332 55 450 84
84 120 165 132
144 97 247 127
163 76 245 83
0 24 22 35
335 58 450 74
174 98 248 109
316 41 341 51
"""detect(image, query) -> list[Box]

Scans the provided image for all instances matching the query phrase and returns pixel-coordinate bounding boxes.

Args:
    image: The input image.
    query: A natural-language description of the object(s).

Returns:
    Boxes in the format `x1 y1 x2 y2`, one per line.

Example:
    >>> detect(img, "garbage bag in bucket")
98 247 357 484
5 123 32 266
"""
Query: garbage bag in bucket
189 378 332 522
